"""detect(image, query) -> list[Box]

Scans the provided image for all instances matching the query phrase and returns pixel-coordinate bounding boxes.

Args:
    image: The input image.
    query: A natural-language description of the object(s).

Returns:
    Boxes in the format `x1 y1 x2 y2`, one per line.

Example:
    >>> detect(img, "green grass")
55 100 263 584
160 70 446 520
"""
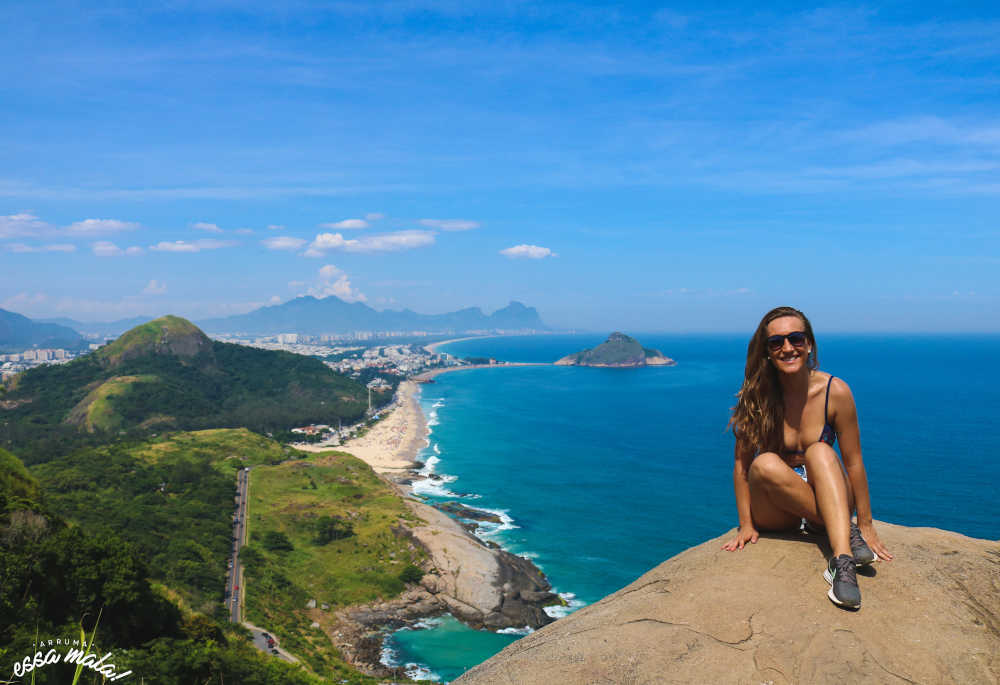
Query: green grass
96 315 205 366
66 374 159 432
244 451 427 679
132 427 299 470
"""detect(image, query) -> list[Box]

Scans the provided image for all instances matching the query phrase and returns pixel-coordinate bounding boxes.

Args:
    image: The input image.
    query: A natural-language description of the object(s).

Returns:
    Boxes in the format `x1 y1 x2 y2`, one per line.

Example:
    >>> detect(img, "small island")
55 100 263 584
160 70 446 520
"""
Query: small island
554 332 676 368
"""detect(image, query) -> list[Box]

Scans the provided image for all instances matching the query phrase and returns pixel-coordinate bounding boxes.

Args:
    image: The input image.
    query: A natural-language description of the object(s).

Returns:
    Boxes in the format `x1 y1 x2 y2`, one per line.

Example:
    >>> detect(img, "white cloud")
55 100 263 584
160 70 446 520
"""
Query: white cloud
142 279 167 295
307 264 367 302
420 218 480 231
267 224 285 230
304 229 435 256
365 213 385 221
262 236 307 251
150 239 236 252
234 228 254 235
66 218 139 234
500 244 557 259
287 280 306 288
6 243 75 253
321 218 369 230
192 222 223 233
92 241 143 257
0 212 50 238
269 295 282 304
1 291 49 312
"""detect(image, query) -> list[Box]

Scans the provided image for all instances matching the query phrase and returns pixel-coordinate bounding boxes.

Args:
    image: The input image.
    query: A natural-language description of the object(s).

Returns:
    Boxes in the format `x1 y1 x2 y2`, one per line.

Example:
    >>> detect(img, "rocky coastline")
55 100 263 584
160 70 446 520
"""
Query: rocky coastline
327 381 563 679
323 492 561 679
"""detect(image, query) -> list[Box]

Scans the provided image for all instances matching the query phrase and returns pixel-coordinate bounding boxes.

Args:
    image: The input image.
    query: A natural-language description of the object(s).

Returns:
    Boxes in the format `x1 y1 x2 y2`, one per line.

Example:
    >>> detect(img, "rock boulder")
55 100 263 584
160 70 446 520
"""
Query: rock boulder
455 522 999 684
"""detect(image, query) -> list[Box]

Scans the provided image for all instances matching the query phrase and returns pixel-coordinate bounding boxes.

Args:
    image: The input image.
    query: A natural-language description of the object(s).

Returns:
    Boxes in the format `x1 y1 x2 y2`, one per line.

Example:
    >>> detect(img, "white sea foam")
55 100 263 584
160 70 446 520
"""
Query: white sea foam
432 400 445 408
433 443 441 455
496 626 535 636
404 663 441 682
469 507 520 539
543 591 586 619
379 641 400 667
418 454 440 476
410 616 445 630
411 473 462 498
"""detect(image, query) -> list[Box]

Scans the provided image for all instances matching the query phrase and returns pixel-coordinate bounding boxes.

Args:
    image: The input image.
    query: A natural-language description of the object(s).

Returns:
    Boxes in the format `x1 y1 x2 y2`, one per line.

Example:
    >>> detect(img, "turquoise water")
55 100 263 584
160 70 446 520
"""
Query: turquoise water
382 334 1000 682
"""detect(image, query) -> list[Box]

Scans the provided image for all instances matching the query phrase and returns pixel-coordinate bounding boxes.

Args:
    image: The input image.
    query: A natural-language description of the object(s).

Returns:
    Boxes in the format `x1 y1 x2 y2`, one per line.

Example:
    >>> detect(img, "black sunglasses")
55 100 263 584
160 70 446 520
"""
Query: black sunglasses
766 331 808 351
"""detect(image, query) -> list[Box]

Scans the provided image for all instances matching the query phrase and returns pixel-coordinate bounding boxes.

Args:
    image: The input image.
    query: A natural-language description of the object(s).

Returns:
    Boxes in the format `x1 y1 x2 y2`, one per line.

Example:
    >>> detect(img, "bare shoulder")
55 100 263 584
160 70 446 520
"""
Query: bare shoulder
826 374 857 415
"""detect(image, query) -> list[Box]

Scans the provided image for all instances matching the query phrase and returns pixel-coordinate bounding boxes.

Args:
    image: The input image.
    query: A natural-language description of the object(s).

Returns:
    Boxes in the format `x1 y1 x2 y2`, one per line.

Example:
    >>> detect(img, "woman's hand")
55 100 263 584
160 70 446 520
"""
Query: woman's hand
858 520 893 561
722 525 759 551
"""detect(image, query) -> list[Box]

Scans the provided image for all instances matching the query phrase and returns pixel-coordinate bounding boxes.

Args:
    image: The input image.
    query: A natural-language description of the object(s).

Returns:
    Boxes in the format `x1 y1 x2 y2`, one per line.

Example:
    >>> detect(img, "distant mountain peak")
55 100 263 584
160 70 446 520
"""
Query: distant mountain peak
196 295 548 335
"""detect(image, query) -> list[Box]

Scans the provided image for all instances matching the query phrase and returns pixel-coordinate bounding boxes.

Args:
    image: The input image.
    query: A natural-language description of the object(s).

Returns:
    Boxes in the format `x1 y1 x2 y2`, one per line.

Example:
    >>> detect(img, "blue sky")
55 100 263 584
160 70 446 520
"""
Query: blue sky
2 1 998 331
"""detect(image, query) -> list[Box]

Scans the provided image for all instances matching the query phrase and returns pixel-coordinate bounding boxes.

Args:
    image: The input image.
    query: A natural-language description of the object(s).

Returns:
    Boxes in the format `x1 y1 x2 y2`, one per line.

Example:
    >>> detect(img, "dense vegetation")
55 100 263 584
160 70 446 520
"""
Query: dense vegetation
0 444 328 684
557 331 668 366
30 429 291 612
242 452 428 675
2 317 370 464
0 317 420 683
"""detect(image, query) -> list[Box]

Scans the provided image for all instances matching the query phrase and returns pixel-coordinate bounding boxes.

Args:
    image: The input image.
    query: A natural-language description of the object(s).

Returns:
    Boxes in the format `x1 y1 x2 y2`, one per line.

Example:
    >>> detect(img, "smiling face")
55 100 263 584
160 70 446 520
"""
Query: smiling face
765 315 812 375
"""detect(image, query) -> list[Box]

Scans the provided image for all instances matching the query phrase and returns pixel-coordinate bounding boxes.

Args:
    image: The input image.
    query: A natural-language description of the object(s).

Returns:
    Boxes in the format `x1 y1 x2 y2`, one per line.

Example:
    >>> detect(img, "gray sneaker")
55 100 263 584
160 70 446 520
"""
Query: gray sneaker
850 522 876 566
824 554 861 609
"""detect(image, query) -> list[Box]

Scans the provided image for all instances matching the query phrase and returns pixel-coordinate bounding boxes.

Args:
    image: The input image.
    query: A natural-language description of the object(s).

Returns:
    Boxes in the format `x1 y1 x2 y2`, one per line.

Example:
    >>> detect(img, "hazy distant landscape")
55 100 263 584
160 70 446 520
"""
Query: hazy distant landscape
3 1 998 683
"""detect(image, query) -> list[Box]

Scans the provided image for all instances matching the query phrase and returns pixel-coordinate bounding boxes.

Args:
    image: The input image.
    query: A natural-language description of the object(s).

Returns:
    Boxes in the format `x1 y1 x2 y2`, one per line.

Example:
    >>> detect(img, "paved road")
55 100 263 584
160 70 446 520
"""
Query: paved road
226 466 249 623
226 465 299 664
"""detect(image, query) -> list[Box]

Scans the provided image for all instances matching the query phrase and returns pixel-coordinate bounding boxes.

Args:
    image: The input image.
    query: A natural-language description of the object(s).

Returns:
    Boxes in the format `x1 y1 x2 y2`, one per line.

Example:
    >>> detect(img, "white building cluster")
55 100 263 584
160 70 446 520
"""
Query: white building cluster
1 348 79 380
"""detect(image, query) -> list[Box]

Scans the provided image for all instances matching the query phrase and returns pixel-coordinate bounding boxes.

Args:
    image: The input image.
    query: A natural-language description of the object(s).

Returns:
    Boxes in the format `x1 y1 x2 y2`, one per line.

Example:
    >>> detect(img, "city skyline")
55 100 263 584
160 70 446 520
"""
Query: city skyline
3 2 999 332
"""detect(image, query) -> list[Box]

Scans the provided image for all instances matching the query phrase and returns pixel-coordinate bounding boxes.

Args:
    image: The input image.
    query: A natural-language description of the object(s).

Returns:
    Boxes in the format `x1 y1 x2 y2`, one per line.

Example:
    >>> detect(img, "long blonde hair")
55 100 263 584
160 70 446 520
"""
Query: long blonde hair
730 306 818 456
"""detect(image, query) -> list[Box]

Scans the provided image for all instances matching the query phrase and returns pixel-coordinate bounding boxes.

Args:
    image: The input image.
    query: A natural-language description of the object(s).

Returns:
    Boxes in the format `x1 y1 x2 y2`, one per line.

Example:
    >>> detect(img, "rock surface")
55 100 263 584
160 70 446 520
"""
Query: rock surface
403 499 555 630
455 522 999 684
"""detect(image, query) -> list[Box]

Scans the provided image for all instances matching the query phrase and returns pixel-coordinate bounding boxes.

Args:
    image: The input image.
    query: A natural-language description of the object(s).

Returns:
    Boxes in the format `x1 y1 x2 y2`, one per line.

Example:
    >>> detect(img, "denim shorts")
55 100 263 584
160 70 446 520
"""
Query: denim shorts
791 464 808 482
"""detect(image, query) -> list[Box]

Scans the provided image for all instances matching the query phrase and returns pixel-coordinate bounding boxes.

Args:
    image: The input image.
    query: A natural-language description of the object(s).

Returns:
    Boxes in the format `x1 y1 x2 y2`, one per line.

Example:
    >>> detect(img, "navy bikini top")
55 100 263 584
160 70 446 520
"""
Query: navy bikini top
783 375 836 457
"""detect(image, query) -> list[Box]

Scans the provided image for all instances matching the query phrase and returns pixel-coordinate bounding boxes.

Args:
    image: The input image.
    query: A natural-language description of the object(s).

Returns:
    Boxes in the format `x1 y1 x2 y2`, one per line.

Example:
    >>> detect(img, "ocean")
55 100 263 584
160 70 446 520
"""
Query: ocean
381 333 1000 682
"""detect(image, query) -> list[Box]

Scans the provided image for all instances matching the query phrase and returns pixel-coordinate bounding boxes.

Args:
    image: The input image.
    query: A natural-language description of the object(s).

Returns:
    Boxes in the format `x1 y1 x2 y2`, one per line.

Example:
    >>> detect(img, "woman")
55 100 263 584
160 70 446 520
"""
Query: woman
723 306 892 609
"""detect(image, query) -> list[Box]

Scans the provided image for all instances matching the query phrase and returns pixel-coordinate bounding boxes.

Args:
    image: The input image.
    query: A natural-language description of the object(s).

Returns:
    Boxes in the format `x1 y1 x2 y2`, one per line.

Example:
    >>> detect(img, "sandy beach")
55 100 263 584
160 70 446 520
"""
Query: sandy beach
332 380 428 474
423 335 494 354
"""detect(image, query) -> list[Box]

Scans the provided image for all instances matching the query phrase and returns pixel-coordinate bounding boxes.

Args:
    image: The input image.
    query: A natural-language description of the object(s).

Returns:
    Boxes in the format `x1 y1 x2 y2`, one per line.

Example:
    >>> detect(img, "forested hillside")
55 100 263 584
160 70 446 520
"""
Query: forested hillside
1 316 370 464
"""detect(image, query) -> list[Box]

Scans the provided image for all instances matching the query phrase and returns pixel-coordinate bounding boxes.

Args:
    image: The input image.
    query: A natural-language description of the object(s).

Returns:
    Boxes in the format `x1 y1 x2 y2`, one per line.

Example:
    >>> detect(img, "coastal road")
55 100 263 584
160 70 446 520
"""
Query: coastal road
226 464 300 664
227 466 250 623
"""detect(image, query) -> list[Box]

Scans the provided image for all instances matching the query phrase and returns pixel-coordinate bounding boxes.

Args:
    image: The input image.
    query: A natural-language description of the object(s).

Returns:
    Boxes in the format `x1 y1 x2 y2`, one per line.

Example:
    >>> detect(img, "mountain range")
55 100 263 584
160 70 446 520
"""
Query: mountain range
0 308 85 352
196 297 548 335
26 297 549 339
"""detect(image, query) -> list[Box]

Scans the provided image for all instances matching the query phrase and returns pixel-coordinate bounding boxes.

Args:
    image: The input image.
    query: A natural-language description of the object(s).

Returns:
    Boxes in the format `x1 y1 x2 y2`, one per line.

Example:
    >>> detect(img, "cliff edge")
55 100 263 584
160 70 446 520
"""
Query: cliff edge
455 521 999 684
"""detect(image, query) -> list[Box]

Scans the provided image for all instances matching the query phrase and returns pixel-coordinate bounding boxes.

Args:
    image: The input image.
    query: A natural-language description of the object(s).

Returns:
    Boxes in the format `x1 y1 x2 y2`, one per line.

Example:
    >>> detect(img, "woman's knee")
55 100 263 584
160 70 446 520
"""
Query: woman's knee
804 442 840 472
748 452 786 487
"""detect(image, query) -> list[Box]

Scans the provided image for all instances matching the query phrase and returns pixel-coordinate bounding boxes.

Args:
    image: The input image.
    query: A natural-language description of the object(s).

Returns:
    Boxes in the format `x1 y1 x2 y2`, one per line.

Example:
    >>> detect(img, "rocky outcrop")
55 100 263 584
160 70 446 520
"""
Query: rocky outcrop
555 332 676 368
404 499 556 631
455 522 999 684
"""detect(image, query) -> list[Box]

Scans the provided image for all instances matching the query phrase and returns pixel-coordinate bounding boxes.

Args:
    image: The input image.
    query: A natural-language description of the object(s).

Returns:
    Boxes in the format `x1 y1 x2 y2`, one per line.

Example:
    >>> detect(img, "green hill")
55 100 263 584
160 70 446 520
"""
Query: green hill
0 446 41 514
554 332 676 367
1 315 371 463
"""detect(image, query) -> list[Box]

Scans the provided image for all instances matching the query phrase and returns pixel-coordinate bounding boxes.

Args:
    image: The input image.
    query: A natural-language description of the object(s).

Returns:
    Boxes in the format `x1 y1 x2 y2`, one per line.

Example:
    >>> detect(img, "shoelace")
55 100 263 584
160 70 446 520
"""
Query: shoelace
832 555 857 583
849 524 867 550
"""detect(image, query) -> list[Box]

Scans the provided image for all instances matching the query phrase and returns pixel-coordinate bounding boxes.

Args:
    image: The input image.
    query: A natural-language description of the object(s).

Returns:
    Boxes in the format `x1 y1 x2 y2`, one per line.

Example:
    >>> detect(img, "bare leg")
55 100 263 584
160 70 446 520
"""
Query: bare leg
804 443 852 558
748 452 820 530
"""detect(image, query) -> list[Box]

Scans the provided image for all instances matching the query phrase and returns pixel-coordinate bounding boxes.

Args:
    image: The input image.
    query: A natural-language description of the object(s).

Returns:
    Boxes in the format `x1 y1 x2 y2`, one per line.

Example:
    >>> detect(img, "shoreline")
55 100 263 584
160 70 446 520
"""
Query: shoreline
327 368 559 679
423 335 498 354
312 380 429 474
413 361 550 381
